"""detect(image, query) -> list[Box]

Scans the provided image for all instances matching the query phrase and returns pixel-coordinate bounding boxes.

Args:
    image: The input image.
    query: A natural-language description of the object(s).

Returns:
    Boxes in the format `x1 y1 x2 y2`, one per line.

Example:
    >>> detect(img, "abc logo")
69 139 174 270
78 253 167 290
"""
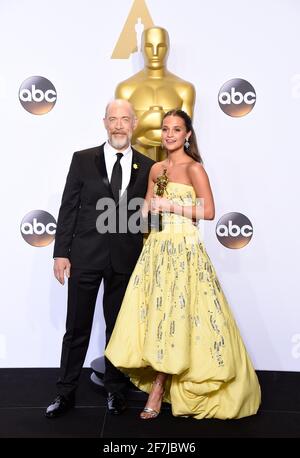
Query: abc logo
218 78 256 117
216 212 253 249
20 210 57 247
19 76 57 115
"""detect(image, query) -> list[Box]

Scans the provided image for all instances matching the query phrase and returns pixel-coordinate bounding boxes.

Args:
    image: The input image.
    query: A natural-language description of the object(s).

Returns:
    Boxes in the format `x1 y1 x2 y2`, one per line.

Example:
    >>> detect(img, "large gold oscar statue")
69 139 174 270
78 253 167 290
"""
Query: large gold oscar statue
115 26 196 161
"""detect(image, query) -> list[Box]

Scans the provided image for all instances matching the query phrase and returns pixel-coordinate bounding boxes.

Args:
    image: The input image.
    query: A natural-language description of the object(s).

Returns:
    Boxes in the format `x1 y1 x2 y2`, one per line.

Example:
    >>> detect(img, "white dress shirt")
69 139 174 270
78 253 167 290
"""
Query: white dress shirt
104 141 133 196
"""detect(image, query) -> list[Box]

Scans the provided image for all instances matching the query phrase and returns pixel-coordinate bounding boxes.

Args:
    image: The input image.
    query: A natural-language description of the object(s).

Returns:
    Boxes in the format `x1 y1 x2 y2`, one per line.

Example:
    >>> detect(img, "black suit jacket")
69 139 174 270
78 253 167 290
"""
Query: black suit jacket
53 143 155 273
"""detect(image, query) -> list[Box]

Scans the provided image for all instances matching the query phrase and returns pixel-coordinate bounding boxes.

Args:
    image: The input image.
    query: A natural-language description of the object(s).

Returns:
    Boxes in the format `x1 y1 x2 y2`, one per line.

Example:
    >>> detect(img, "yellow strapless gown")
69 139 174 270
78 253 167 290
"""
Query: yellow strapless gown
105 182 261 419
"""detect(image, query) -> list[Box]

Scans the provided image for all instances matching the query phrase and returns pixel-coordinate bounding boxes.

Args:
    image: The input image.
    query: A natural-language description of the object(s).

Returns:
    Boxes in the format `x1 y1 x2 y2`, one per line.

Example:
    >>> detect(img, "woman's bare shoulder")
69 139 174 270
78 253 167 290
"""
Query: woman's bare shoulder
187 161 210 184
187 161 205 174
150 160 168 175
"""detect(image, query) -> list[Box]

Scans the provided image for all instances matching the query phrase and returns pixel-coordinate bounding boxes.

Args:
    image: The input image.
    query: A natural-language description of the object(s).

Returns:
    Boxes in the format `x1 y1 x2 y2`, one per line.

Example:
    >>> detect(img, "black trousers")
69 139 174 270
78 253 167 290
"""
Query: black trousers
56 261 131 399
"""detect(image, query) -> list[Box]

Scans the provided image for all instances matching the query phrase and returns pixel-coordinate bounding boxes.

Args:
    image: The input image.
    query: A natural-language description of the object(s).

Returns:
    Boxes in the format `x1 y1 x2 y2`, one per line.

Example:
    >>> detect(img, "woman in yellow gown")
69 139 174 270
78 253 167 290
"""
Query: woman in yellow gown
105 109 261 420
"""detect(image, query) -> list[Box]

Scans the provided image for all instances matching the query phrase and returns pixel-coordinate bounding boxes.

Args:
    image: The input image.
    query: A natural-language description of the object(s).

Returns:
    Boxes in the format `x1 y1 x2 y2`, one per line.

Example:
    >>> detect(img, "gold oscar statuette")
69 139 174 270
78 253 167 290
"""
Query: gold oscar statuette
149 168 168 231
115 26 196 161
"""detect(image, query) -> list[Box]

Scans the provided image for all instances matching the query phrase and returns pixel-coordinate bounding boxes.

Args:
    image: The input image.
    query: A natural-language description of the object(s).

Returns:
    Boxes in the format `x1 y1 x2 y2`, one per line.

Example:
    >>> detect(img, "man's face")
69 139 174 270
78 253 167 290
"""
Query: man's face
104 102 137 151
142 28 169 69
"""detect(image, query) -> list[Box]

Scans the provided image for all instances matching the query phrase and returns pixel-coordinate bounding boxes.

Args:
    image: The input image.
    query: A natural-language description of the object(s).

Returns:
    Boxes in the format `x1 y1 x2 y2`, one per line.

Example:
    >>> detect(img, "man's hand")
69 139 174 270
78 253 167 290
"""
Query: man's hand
54 258 71 285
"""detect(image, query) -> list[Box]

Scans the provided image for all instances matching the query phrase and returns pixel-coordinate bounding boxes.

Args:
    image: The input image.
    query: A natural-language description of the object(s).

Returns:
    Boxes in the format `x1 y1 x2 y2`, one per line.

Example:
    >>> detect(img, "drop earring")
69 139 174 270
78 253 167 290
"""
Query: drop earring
184 138 190 149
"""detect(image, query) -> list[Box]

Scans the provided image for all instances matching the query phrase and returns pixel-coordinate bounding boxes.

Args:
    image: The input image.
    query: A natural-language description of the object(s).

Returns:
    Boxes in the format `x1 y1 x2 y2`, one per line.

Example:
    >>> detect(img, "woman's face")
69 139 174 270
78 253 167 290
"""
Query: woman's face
161 115 191 152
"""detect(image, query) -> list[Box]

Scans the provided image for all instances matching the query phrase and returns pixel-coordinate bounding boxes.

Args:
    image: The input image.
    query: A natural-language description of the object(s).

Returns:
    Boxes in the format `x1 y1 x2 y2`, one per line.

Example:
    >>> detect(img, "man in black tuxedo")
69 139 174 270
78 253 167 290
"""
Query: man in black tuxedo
45 99 155 418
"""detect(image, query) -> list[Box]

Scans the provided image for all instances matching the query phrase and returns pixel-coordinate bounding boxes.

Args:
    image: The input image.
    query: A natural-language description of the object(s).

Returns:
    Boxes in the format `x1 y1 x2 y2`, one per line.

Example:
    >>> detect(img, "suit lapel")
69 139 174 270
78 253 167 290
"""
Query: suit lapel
126 148 140 201
95 144 114 199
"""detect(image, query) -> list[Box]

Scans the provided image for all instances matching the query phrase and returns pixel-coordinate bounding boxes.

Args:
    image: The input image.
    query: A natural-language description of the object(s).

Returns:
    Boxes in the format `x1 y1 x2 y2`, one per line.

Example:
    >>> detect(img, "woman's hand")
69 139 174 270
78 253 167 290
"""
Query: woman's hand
151 197 175 213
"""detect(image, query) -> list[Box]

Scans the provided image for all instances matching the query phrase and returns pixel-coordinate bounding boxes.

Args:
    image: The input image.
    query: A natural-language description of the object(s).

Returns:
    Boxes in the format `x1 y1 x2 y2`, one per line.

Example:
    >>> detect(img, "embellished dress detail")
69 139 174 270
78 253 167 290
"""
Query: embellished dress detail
105 182 261 419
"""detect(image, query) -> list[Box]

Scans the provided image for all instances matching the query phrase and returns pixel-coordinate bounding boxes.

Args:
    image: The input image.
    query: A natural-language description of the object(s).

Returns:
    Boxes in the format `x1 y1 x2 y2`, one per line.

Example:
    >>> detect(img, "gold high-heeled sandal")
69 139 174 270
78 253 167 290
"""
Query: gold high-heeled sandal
140 380 164 420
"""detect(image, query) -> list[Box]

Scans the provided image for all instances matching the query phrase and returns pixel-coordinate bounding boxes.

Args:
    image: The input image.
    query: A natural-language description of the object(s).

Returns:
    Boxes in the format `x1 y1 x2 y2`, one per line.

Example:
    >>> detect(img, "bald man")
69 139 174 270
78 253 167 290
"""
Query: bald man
46 100 155 418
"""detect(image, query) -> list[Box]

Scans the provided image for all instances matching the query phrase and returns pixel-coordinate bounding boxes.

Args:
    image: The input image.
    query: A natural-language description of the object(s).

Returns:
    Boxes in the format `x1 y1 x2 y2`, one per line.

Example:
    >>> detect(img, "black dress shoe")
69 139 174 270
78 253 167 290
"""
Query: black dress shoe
107 393 126 415
45 395 75 418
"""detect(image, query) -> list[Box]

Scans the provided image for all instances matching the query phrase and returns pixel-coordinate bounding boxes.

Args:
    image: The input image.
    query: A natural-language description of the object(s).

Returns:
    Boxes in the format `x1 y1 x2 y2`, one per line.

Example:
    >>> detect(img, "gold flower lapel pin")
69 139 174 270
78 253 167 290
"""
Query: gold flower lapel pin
133 163 140 170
